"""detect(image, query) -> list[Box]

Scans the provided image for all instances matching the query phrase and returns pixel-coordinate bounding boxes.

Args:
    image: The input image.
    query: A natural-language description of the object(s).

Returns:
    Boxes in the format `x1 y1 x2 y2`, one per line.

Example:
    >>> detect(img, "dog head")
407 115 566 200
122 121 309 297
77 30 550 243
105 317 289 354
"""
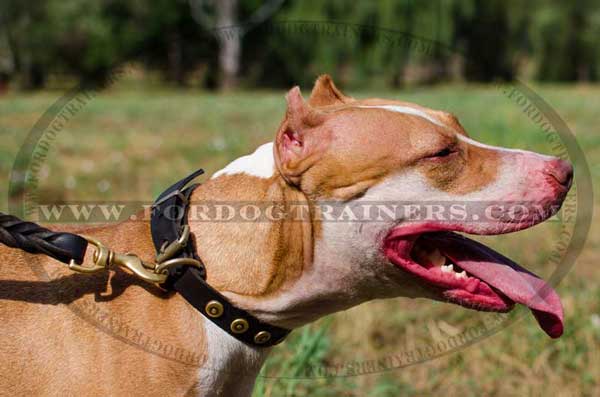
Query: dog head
206 75 572 338
273 75 571 337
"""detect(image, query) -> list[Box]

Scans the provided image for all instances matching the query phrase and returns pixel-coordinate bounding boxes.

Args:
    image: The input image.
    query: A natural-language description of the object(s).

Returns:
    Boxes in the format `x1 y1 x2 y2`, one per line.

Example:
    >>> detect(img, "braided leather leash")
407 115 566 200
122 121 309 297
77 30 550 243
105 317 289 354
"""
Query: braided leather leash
0 212 88 264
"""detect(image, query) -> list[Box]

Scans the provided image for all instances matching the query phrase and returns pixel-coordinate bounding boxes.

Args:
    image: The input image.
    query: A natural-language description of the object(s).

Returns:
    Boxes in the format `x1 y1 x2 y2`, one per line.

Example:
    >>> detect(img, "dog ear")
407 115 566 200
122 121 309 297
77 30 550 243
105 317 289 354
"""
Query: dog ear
274 86 329 185
308 74 352 107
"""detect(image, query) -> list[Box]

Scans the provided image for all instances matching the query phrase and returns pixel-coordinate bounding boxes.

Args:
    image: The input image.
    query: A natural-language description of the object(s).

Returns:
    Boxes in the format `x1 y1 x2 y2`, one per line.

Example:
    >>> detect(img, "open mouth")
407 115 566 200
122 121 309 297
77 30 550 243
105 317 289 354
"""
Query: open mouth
384 230 564 338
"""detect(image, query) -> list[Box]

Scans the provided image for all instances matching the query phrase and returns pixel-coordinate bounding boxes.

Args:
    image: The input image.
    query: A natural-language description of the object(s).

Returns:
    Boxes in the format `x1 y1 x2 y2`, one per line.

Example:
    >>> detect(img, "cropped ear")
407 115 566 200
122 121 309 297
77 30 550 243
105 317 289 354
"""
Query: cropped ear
308 74 353 107
274 86 329 185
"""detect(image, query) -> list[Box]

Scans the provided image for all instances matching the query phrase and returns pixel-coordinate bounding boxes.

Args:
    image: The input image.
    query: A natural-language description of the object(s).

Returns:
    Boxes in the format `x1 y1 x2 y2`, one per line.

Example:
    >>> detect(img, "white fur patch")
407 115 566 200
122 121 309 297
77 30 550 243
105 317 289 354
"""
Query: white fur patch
456 134 555 159
196 320 268 397
357 105 555 160
356 105 445 127
211 142 275 179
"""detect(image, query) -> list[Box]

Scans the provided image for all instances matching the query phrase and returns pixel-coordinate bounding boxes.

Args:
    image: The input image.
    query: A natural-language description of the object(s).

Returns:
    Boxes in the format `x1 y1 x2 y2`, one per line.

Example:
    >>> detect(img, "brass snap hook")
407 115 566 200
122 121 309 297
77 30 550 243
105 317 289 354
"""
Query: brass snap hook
68 235 110 274
156 225 191 263
69 235 168 284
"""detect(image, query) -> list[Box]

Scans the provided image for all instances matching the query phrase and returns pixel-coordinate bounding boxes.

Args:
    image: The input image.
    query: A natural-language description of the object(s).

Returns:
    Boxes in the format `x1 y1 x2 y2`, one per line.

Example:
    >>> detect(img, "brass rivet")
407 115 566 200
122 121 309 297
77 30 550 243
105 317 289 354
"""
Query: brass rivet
205 300 224 318
230 318 249 334
254 331 271 344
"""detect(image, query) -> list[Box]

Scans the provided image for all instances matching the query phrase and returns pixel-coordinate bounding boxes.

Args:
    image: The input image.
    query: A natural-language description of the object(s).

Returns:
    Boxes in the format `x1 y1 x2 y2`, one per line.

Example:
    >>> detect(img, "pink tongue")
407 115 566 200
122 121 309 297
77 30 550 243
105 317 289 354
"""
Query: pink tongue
426 232 564 338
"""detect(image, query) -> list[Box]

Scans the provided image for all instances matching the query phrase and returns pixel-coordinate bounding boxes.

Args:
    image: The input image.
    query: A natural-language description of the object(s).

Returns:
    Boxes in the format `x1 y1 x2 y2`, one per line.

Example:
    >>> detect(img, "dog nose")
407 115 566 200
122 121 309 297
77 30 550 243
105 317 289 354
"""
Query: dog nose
546 158 573 188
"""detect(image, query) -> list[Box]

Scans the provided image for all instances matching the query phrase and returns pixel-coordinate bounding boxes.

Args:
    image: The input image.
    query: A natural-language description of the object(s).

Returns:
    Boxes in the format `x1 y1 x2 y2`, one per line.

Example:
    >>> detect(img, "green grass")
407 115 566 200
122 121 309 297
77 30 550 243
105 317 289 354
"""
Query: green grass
0 82 599 396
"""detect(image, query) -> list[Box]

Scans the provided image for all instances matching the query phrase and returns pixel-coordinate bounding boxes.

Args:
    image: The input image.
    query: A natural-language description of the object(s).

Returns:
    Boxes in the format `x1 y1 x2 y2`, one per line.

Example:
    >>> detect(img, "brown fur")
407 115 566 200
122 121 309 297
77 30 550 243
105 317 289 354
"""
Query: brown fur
188 173 311 296
275 86 499 201
0 220 206 396
0 74 503 396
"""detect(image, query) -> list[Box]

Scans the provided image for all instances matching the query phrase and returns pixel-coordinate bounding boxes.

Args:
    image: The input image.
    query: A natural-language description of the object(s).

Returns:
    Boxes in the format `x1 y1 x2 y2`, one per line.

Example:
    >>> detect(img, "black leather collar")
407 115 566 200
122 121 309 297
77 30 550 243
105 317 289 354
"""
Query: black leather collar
150 169 291 348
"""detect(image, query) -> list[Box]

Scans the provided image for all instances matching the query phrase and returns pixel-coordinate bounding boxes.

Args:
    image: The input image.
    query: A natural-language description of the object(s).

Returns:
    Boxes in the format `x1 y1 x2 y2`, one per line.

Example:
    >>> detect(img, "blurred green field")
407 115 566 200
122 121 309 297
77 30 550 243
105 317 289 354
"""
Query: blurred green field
0 83 599 396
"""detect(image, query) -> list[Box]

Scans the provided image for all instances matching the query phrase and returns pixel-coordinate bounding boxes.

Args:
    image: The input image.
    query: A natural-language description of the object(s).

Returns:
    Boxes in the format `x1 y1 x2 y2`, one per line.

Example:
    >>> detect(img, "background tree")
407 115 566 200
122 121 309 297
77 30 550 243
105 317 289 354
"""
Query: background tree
1 0 599 90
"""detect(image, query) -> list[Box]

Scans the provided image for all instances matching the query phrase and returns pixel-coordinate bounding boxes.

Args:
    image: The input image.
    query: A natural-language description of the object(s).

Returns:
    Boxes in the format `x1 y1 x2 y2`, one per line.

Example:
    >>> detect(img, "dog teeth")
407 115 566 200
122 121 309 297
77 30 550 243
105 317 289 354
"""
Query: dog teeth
429 249 446 267
441 264 454 273
440 265 467 279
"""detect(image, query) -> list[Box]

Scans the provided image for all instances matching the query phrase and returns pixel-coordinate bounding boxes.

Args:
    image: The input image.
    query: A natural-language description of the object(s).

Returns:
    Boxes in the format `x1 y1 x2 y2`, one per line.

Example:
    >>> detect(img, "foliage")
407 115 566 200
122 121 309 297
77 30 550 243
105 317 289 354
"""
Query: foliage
1 0 600 89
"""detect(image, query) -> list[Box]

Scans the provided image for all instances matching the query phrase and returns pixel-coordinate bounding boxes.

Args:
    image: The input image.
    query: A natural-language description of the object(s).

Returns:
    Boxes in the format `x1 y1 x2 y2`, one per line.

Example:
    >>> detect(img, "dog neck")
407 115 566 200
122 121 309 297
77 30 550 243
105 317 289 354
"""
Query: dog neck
188 142 313 302
185 141 400 393
186 142 314 394
188 142 406 328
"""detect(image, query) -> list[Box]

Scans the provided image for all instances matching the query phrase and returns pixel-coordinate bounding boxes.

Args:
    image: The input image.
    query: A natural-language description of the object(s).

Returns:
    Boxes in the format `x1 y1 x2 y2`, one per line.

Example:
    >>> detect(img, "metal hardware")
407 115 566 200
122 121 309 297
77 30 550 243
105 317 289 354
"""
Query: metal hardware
156 225 191 263
254 331 271 344
230 319 249 334
111 252 168 284
205 300 224 318
68 235 112 274
154 257 204 275
68 233 203 285
68 235 110 273
67 235 158 284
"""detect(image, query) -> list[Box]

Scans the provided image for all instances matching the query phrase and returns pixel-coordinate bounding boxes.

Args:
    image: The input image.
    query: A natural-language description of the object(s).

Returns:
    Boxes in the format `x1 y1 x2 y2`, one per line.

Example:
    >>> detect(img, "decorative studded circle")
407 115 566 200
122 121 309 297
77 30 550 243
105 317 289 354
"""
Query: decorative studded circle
205 300 224 318
254 331 271 344
230 318 249 334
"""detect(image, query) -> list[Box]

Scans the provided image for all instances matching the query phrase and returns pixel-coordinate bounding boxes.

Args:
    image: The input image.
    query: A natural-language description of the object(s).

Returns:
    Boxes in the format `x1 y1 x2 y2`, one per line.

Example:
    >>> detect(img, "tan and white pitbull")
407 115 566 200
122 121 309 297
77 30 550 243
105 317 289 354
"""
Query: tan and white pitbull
0 75 572 396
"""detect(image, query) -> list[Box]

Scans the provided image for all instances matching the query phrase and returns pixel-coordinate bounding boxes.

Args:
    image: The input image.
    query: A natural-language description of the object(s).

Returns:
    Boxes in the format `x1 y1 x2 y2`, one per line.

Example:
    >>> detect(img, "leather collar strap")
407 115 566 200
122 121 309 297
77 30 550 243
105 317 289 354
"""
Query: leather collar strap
150 169 291 348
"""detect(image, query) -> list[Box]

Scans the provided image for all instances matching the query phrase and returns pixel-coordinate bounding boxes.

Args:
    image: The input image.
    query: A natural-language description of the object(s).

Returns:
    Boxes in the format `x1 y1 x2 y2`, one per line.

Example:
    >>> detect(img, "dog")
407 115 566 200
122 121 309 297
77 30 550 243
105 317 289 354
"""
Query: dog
0 75 572 396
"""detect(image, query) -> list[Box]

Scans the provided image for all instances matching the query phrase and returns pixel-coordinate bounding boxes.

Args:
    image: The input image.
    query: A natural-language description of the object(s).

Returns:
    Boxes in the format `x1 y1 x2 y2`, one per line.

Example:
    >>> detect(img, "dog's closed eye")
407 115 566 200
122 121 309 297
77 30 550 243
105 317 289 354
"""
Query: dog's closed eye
424 145 457 160
432 147 453 157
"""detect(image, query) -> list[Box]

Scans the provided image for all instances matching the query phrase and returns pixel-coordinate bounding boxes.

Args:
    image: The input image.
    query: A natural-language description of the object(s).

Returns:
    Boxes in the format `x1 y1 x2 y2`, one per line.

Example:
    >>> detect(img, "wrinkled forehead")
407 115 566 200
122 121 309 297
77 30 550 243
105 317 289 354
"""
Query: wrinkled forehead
326 98 464 131
322 98 465 144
